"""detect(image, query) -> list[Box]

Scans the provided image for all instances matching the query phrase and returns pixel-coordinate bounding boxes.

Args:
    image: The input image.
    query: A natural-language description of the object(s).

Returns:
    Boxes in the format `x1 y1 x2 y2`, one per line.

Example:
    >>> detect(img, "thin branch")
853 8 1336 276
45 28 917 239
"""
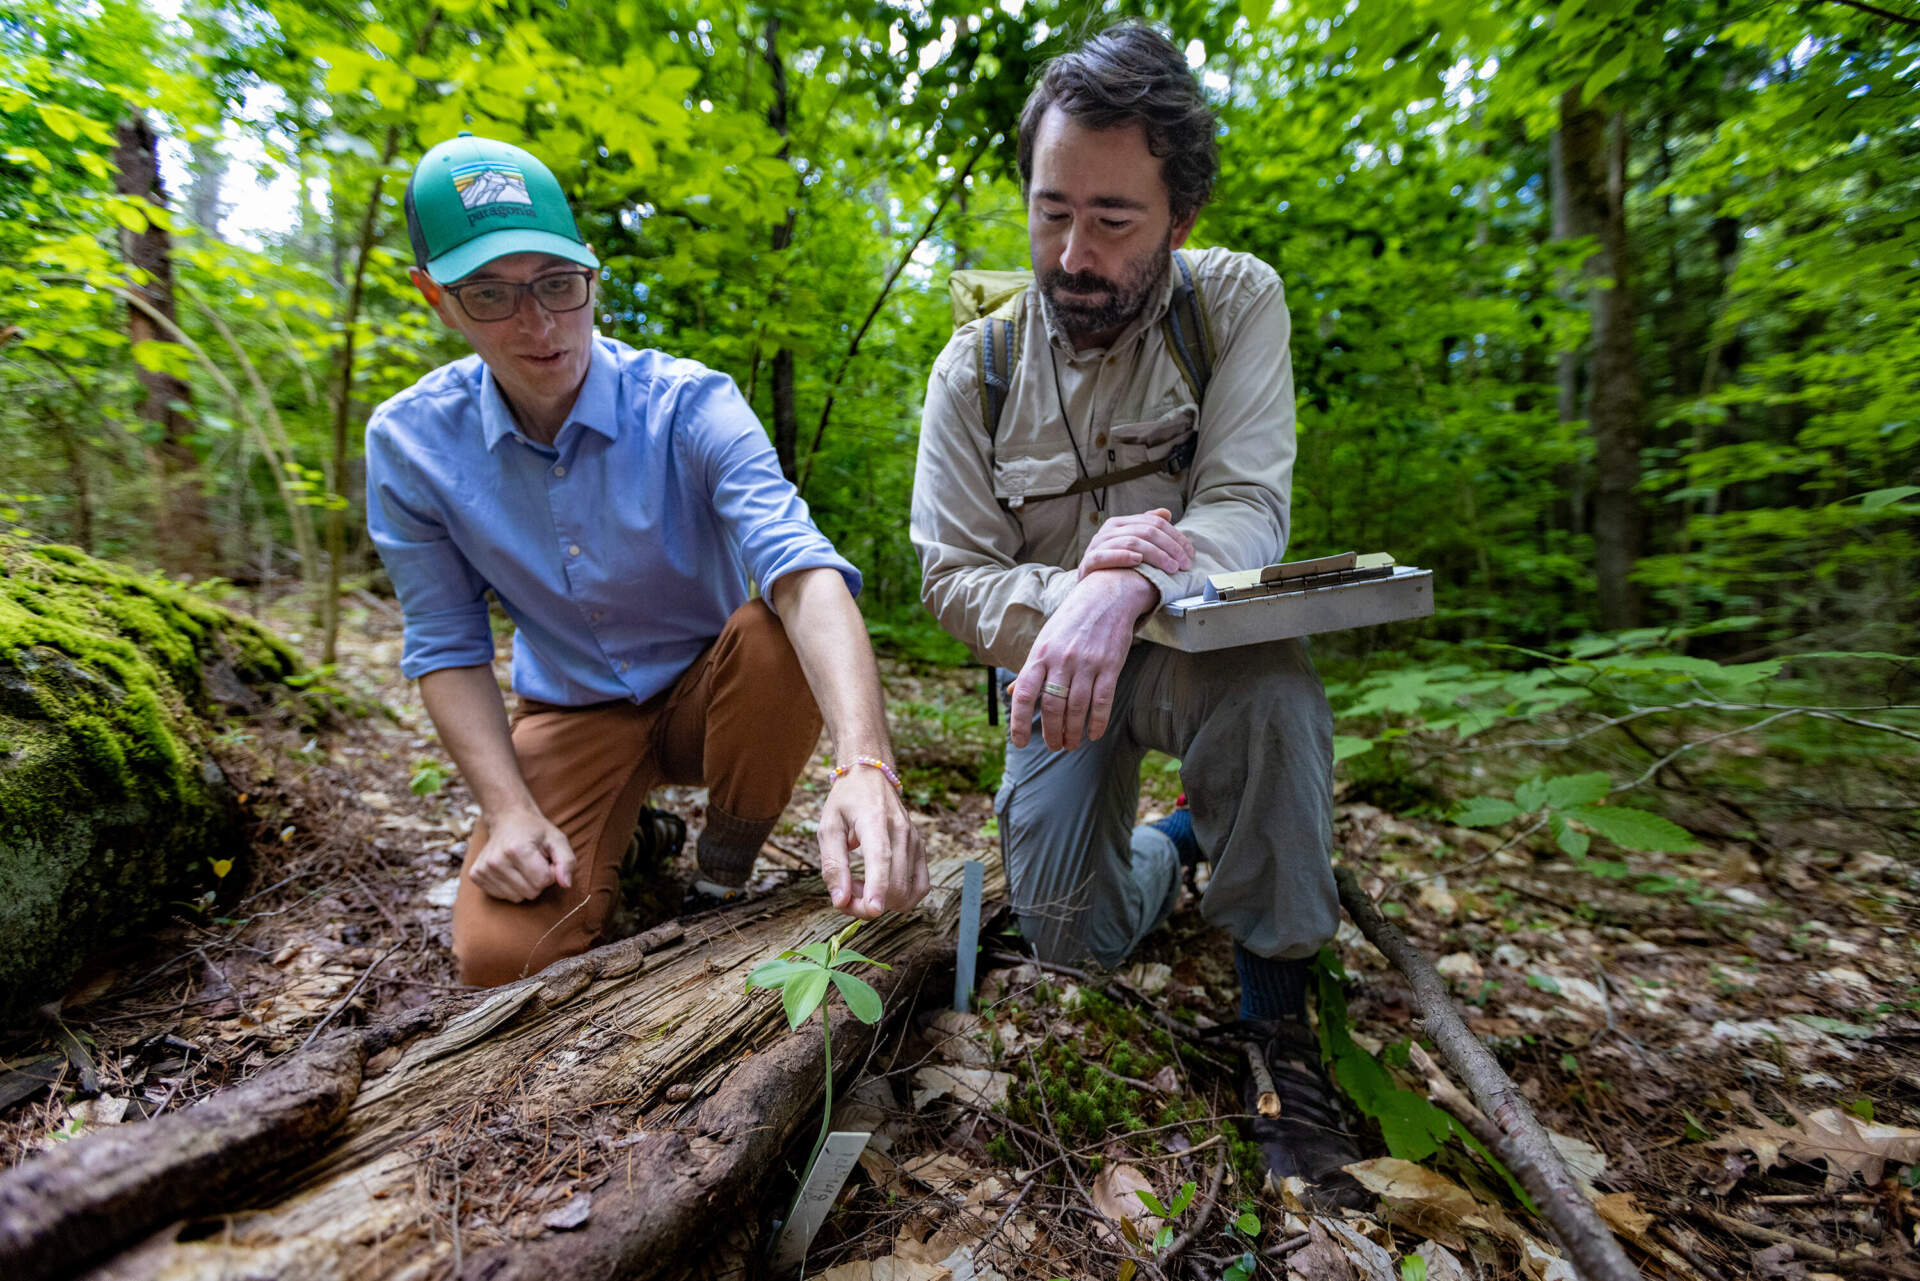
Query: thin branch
1335 866 1642 1281
1819 0 1920 31
797 143 986 495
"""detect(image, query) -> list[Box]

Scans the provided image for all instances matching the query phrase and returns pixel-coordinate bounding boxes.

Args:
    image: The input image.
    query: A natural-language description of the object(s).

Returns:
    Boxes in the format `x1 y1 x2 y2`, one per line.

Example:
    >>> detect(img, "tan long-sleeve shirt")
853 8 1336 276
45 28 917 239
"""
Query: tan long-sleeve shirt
911 246 1298 670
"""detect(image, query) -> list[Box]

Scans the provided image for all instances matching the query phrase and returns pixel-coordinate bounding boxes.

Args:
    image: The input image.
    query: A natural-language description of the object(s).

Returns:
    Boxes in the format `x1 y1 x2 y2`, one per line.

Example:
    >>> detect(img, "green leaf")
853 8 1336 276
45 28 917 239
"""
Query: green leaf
1551 814 1590 860
782 968 831 1029
1513 777 1550 812
1136 1189 1169 1218
795 942 832 965
1234 1211 1260 1236
1585 43 1634 101
828 948 892 971
1543 772 1611 809
1566 805 1699 853
1224 1254 1257 1281
1527 973 1562 995
1333 734 1375 763
1862 486 1920 510
1402 1258 1428 1281
1150 1225 1174 1252
1169 1179 1196 1216
1452 796 1521 827
828 970 884 1024
744 958 817 992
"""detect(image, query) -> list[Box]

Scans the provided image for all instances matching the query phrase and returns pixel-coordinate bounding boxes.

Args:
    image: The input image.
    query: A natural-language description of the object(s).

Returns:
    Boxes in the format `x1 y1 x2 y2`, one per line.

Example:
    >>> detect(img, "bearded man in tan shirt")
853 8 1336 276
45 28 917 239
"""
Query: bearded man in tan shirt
910 23 1366 1207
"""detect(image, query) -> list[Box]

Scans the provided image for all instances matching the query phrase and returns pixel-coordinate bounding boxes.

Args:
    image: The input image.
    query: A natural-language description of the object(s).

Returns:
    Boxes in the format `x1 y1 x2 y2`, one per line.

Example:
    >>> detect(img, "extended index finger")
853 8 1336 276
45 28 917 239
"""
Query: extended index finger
817 806 854 910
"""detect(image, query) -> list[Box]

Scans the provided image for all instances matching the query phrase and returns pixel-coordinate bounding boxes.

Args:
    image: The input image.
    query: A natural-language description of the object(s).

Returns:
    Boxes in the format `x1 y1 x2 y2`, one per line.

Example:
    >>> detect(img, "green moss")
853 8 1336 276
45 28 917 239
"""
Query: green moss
0 539 301 1022
0 538 299 801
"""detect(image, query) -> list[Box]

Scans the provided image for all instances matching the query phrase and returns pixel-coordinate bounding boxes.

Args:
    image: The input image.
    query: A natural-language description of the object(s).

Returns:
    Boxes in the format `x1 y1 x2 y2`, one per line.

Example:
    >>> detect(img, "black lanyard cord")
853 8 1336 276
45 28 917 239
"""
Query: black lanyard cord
1047 345 1108 516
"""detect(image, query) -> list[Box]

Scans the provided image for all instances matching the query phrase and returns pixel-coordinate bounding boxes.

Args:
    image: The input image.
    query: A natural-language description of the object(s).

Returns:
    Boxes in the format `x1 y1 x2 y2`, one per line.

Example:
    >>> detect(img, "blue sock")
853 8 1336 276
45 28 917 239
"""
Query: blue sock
1148 807 1202 867
1235 945 1310 1022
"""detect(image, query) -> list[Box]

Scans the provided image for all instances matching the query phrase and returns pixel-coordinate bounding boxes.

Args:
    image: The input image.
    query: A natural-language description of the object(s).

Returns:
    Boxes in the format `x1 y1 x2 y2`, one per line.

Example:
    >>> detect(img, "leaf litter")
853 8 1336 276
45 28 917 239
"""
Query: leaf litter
2 609 1916 1279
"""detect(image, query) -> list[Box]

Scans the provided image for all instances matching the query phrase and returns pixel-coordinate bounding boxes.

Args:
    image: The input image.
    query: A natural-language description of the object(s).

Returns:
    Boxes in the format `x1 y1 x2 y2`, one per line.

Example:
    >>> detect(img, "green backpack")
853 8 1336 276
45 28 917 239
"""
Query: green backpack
945 250 1218 494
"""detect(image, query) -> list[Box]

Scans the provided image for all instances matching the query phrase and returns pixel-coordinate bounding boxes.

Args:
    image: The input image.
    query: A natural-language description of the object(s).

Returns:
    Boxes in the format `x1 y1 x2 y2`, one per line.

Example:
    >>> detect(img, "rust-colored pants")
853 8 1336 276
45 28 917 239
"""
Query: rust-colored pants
452 601 824 987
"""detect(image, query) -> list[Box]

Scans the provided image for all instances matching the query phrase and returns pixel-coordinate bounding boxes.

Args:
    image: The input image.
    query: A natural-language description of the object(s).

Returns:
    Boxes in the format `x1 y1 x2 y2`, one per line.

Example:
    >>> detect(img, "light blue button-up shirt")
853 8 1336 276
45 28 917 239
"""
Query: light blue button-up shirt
365 336 860 706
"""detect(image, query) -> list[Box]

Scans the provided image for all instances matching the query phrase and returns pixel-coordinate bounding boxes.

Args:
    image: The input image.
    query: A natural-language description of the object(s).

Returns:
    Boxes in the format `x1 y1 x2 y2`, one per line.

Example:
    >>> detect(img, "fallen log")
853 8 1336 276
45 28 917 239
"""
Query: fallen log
0 856 996 1281
1334 865 1643 1281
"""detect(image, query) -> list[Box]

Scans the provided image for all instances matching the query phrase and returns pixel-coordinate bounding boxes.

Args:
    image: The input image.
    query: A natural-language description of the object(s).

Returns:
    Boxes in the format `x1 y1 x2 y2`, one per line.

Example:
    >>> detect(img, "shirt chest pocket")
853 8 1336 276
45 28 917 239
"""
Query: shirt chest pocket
1106 403 1199 513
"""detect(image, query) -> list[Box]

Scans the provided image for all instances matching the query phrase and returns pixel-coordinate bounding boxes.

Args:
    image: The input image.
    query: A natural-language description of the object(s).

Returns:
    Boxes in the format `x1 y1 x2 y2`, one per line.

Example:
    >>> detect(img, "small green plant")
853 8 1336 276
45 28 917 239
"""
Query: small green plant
410 757 450 797
1133 1178 1197 1253
744 919 890 1194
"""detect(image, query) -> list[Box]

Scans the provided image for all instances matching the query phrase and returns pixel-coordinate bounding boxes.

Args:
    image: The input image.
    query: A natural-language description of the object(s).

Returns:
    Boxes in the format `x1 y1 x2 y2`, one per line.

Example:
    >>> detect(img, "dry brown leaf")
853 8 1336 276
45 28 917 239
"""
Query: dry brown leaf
1592 1191 1652 1240
925 1010 994 1067
899 1151 982 1194
813 1258 950 1281
1413 1241 1473 1281
1316 1217 1395 1280
1287 1221 1358 1281
911 1066 1011 1112
1712 1098 1920 1189
1090 1162 1161 1233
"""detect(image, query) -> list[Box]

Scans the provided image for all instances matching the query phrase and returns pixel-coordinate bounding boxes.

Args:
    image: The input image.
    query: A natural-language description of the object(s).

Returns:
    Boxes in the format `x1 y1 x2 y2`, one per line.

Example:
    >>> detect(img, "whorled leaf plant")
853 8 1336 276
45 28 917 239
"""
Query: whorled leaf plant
744 919 891 1194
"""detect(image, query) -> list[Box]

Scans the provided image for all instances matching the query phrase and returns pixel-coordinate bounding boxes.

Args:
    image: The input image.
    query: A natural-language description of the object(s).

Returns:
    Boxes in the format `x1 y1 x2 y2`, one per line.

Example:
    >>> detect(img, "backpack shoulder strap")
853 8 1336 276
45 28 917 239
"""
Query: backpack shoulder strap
1160 250 1216 405
976 289 1025 445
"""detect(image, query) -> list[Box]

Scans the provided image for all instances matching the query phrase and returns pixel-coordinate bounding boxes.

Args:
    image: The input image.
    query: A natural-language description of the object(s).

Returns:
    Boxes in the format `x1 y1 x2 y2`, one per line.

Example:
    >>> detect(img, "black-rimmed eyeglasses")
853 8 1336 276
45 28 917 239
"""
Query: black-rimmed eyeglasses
442 269 594 322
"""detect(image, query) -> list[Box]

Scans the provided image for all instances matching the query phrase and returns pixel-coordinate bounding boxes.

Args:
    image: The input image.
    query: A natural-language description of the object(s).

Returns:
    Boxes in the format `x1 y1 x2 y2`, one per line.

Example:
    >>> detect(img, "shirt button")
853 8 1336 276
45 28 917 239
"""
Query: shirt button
1089 511 1101 525
553 464 567 477
568 544 581 557
617 661 628 672
1095 433 1107 448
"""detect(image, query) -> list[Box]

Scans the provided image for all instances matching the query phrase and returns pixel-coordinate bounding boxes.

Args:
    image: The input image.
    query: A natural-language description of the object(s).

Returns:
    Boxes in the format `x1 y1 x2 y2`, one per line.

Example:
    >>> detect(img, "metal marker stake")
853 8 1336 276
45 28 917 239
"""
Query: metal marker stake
953 859 984 1013
768 1130 870 1275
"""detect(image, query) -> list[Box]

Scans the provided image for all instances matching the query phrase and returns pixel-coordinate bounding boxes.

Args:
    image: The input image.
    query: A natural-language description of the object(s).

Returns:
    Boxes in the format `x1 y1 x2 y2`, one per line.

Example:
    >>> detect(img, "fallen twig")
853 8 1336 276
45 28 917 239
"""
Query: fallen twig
1334 865 1642 1281
1701 1207 1860 1266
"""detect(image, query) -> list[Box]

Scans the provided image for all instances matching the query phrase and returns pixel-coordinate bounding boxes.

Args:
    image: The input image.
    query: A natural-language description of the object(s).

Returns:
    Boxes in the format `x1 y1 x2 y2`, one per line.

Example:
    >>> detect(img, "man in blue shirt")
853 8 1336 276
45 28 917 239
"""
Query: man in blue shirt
367 134 927 987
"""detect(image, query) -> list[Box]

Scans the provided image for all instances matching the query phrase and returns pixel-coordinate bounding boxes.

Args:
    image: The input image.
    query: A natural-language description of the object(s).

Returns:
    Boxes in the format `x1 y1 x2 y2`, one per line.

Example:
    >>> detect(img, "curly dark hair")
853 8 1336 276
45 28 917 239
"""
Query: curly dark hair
1016 22 1219 223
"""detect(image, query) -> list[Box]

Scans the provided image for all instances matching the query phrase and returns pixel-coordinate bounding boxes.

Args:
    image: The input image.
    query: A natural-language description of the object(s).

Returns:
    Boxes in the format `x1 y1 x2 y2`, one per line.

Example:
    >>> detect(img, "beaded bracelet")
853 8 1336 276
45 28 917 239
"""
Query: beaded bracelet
830 756 903 795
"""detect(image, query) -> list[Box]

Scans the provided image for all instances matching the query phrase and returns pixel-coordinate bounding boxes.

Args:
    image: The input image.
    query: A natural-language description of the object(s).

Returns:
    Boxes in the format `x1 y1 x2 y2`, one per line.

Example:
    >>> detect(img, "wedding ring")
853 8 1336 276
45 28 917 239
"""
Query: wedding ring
1042 681 1070 699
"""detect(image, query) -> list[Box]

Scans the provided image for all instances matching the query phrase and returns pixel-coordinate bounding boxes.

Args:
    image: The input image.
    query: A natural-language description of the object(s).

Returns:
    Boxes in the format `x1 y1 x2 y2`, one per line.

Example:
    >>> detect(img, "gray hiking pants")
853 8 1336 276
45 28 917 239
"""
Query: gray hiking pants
995 637 1338 970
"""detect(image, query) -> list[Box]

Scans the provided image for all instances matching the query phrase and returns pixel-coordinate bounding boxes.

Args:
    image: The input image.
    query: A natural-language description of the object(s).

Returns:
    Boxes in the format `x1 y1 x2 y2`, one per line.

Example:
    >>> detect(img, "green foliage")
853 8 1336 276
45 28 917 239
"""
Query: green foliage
1313 948 1458 1163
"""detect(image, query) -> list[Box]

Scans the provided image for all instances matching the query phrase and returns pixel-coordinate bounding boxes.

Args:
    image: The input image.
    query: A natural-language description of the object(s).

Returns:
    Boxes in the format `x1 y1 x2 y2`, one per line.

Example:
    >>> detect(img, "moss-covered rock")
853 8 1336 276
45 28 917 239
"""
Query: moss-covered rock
0 536 302 1027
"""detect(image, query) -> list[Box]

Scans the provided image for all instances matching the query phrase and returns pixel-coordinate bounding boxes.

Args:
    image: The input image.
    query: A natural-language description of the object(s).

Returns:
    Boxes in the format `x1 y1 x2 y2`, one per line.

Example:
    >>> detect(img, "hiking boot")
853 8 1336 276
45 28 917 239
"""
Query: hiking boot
621 806 687 878
1236 1018 1370 1211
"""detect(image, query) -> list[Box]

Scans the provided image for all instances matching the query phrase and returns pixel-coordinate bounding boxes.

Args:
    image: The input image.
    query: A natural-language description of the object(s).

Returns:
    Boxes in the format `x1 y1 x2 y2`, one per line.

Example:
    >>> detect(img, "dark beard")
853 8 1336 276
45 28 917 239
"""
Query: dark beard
1039 246 1170 342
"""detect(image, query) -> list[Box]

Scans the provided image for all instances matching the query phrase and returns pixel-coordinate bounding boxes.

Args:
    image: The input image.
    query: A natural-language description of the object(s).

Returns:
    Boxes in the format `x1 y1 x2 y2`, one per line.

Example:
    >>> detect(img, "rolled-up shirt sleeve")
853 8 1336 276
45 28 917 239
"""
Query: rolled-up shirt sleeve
364 413 495 678
910 342 1077 669
679 372 861 608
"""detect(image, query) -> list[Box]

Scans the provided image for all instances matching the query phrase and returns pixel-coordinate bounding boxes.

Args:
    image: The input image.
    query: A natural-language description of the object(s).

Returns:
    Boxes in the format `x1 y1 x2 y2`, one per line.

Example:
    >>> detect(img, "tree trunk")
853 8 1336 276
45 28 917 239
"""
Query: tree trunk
1553 92 1645 629
764 17 801 482
323 130 402 666
2 861 995 1281
113 113 217 576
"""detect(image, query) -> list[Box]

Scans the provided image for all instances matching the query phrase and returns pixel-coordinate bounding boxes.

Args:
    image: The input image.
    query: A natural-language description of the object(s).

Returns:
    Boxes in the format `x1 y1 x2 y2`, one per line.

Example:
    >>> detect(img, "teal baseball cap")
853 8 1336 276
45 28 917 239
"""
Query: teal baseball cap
403 133 599 282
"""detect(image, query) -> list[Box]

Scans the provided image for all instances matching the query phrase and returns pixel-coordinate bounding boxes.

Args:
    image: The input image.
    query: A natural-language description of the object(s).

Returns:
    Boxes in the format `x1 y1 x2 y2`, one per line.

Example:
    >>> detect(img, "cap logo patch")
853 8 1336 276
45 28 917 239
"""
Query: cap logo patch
450 160 534 221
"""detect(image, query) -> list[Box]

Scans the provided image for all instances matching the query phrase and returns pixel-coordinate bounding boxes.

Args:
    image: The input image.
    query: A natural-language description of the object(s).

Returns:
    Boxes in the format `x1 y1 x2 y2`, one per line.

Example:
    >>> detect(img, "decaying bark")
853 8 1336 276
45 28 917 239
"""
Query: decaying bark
1 860 991 1280
1334 867 1643 1281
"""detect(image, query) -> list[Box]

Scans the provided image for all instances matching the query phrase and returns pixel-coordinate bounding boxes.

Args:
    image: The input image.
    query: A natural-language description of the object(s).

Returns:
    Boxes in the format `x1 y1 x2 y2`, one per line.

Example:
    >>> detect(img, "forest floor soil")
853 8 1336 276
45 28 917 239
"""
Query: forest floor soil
2 592 1916 1279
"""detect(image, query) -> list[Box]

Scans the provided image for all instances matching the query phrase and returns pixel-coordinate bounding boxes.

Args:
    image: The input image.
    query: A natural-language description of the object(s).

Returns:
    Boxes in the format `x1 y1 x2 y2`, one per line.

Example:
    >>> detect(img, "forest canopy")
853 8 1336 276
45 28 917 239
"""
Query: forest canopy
2 0 1914 664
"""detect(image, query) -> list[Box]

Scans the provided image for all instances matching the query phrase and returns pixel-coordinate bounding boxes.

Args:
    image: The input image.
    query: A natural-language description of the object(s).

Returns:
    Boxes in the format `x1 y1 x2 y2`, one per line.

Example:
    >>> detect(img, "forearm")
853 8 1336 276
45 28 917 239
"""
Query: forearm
417 664 539 821
768 568 895 766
